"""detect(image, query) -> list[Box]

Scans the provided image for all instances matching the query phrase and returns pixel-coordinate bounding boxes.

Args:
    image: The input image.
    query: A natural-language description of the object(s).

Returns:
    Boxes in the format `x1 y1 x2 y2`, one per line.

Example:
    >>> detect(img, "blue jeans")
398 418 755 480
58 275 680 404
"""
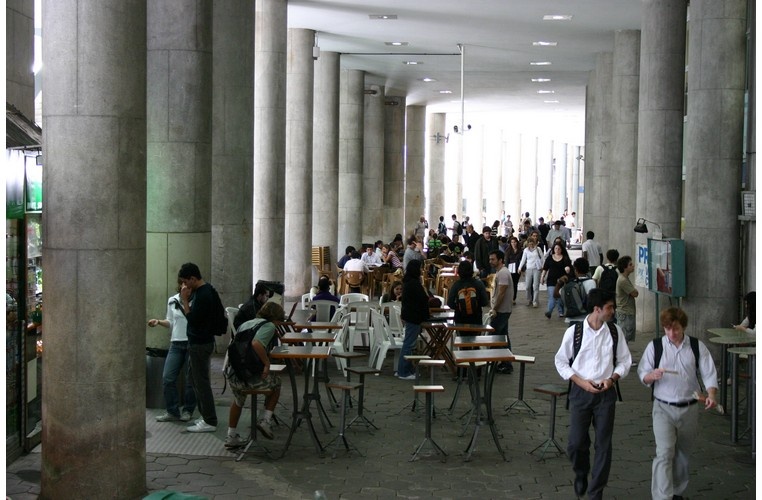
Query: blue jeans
397 322 421 377
162 341 196 417
188 341 218 426
547 286 564 316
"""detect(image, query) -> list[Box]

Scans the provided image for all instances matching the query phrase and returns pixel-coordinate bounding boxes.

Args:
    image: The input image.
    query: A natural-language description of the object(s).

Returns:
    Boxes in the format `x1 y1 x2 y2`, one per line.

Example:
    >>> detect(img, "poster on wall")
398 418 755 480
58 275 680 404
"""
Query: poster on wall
647 238 686 298
635 244 648 289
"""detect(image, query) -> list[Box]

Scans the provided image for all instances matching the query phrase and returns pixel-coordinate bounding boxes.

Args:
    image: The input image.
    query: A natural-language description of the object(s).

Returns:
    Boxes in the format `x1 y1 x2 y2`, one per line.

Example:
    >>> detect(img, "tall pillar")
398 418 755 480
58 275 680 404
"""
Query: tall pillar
41 0 146 496
405 105 426 235
484 127 503 224
312 51 340 270
505 133 522 219
426 113 446 224
683 0 747 342
284 28 314 298
212 0 254 307
363 84 385 243
585 52 613 246
557 142 568 215
519 135 538 219
572 146 582 216
337 69 364 252
636 0 687 334
608 30 640 256
146 0 213 350
463 128 483 225
253 0 287 283
6 0 35 119
384 96 406 239
536 137 553 220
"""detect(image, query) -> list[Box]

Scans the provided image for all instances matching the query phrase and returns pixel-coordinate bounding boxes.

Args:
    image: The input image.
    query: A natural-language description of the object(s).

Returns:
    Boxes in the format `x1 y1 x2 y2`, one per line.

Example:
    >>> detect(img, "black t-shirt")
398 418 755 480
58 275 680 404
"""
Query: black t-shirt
186 283 216 344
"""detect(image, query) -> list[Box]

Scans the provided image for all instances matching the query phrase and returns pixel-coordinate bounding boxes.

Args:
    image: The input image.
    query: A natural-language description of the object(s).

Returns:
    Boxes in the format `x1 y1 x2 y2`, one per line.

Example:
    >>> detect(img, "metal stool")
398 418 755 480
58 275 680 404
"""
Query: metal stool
529 384 568 460
397 355 431 414
344 365 380 429
410 385 447 462
324 381 364 458
419 359 446 419
234 364 287 461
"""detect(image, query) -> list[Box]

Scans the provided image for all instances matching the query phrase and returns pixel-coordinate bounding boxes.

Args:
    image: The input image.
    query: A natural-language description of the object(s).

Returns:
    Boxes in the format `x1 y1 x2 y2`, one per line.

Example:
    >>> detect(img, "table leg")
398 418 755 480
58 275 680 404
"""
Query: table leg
463 362 482 462
731 351 740 443
311 358 334 432
484 362 507 461
504 362 537 415
719 344 728 411
278 361 322 458
752 357 756 458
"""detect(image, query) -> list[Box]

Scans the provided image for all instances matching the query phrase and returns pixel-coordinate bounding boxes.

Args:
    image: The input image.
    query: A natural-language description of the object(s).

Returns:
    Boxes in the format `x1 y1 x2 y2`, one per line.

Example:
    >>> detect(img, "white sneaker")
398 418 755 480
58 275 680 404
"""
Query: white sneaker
186 420 217 433
180 411 193 422
256 418 274 440
155 411 180 422
398 374 417 381
224 433 247 448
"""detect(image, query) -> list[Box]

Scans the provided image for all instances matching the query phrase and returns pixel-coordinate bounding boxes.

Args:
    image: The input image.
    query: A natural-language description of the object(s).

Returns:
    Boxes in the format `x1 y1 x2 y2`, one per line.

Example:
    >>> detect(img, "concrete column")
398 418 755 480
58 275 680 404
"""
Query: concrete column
312 51 340 270
41 0 146 496
463 128 483 225
363 84 385 243
505 133 522 219
426 113 446 224
585 52 613 246
484 127 503 224
581 73 595 230
636 0 687 334
683 0 747 344
338 69 364 252
520 135 538 219
253 0 287 283
146 0 213 350
536 137 553 220
405 105 426 235
572 146 582 216
384 96 406 239
6 0 35 119
608 30 641 258
212 0 254 308
284 28 314 299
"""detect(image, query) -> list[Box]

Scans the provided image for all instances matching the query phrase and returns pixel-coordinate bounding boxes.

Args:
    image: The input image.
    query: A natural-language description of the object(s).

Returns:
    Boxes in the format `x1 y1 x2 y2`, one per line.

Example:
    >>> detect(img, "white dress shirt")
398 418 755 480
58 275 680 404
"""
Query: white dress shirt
555 318 632 384
361 252 383 266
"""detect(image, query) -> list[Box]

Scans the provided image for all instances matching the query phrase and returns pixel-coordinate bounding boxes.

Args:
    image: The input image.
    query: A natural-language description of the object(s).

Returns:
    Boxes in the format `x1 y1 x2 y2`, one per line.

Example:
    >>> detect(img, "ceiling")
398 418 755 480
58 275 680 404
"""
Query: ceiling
288 0 643 143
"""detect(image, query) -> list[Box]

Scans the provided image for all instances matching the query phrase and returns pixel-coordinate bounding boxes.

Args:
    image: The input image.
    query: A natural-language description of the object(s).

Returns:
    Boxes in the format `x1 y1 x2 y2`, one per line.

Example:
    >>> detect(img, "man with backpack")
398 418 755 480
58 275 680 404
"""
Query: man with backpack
637 307 717 500
447 260 489 325
450 214 462 242
592 248 619 293
554 289 632 499
224 301 284 447
178 262 224 433
560 258 596 320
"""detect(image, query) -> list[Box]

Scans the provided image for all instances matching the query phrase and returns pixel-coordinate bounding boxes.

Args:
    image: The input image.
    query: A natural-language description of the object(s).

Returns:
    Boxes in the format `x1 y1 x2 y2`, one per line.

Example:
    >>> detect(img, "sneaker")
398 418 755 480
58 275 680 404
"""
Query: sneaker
544 311 552 319
527 301 533 306
398 373 417 381
533 302 539 308
180 411 193 422
155 411 180 422
224 433 247 448
256 418 274 440
186 420 217 433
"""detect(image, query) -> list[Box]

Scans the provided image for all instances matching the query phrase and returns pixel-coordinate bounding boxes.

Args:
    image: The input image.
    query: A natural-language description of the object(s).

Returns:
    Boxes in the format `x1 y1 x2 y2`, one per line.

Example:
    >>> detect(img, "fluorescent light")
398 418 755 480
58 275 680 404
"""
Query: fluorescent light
530 61 552 66
439 90 453 94
385 41 409 46
532 78 551 82
543 15 573 21
537 90 555 94
403 61 422 65
369 14 397 20
420 77 437 82
533 41 558 47
543 100 560 103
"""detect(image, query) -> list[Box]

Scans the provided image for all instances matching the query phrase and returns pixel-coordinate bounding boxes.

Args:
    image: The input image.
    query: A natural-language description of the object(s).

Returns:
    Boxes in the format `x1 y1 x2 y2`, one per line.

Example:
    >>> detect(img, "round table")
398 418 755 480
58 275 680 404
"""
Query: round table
707 327 746 338
708 334 756 439
728 346 755 456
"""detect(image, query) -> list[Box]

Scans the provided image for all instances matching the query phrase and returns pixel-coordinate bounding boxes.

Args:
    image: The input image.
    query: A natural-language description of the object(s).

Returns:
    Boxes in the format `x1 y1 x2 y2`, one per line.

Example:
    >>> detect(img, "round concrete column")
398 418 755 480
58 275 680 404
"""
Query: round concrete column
426 113 446 222
384 96 406 239
519 135 538 219
683 0 747 343
484 127 503 224
312 51 340 271
636 0 687 334
41 0 146 496
405 105 426 234
212 0 254 308
254 0 287 283
608 30 641 255
363 84 385 243
146 0 213 349
285 28 315 298
6 1 34 119
504 132 522 219
338 69 365 252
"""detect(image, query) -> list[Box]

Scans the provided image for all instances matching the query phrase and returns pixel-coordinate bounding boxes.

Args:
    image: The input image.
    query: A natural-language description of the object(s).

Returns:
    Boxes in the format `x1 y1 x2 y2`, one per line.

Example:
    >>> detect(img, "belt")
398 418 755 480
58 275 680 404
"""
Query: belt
655 398 697 408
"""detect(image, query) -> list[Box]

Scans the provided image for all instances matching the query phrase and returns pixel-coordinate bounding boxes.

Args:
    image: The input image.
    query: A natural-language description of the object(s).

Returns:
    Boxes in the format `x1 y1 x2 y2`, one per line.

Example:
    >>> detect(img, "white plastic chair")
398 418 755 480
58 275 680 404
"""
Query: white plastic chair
369 309 402 372
345 301 373 350
332 315 353 375
379 302 403 339
300 291 314 309
225 307 239 337
308 299 339 322
340 293 369 306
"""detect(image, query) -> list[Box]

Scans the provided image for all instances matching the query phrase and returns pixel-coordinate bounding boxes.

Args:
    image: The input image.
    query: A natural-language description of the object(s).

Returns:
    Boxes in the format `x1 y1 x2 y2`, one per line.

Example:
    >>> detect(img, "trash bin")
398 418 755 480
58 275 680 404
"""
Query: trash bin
146 347 168 409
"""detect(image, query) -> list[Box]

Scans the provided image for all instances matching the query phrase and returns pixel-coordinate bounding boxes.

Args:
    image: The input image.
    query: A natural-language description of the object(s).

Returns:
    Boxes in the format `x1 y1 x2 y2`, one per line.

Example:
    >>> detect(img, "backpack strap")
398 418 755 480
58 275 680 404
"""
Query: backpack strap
567 321 621 407
566 322 585 409
650 335 702 400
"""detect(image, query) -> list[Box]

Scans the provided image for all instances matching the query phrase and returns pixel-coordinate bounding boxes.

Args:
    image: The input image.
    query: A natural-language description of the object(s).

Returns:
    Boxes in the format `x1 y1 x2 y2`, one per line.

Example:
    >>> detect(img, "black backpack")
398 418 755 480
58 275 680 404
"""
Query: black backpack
651 336 703 398
561 278 590 317
598 265 618 294
224 321 269 383
454 220 463 235
210 285 228 336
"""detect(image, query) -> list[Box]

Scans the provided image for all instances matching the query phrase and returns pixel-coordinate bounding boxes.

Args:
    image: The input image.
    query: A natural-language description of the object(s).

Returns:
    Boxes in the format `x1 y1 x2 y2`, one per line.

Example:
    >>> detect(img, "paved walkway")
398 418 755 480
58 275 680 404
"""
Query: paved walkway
7 286 756 499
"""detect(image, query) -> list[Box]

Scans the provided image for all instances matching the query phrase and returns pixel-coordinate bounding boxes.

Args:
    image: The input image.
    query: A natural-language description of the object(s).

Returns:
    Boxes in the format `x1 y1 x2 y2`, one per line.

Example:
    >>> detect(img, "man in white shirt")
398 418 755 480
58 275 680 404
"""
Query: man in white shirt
554 288 632 499
581 231 603 269
637 307 717 500
361 245 383 266
343 251 369 273
488 250 514 374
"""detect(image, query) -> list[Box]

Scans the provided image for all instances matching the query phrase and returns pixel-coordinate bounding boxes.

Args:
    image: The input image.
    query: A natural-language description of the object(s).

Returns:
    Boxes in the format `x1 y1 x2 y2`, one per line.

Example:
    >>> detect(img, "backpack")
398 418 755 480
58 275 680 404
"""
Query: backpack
224 321 268 383
454 220 463 235
598 265 618 294
651 336 703 398
456 286 479 318
561 278 590 317
438 221 447 234
566 321 620 408
209 286 229 336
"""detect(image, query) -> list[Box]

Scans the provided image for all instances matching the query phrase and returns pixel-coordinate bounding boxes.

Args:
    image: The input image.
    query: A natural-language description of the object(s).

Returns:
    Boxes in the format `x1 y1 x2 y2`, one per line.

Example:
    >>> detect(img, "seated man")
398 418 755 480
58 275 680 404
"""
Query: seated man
343 251 368 292
312 276 339 303
224 302 284 447
337 245 356 269
360 245 383 266
234 282 270 330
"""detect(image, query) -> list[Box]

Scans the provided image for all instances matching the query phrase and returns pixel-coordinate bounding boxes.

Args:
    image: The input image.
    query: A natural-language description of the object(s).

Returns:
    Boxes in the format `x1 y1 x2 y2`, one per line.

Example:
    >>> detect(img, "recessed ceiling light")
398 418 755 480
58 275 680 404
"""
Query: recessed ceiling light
543 15 572 21
439 90 453 94
537 90 555 94
532 78 551 82
403 61 422 65
385 41 409 46
369 14 398 20
530 61 552 66
543 100 560 103
420 77 437 82
532 41 558 47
